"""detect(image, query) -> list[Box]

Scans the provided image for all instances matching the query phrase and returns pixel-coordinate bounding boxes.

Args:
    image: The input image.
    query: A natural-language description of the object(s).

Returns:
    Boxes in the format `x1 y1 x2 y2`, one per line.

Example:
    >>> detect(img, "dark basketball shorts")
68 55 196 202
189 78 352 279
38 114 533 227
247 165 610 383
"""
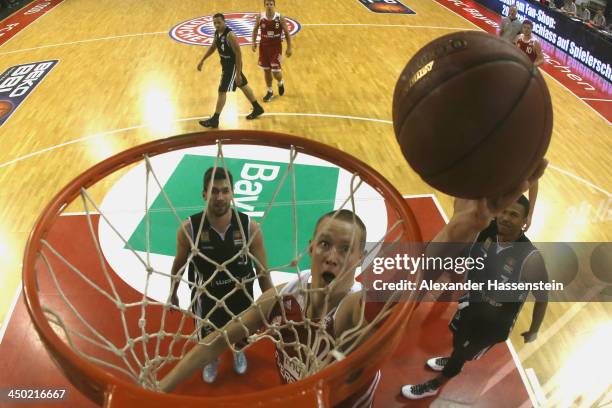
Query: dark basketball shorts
219 64 248 93
449 303 510 361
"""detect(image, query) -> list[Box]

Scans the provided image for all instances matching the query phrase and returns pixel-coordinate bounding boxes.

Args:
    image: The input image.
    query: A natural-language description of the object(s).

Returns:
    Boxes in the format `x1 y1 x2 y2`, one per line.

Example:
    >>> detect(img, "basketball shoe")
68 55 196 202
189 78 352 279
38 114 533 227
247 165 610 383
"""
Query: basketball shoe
426 357 449 372
233 351 248 375
202 359 219 384
401 379 441 399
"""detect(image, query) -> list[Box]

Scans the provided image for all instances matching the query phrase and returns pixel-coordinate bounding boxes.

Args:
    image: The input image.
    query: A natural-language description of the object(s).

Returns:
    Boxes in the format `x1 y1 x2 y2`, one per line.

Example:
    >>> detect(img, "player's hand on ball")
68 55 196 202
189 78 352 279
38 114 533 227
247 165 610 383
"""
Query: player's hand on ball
486 159 548 216
521 330 538 343
453 159 548 232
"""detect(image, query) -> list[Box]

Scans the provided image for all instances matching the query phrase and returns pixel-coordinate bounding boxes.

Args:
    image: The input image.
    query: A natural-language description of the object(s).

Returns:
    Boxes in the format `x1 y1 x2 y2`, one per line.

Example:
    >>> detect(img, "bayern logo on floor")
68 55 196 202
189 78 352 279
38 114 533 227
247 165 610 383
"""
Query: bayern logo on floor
169 12 301 46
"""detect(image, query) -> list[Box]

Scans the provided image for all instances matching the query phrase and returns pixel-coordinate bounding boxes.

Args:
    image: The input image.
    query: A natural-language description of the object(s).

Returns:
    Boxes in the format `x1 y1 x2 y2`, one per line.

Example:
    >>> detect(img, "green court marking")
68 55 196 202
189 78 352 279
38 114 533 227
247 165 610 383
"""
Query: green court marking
127 154 339 271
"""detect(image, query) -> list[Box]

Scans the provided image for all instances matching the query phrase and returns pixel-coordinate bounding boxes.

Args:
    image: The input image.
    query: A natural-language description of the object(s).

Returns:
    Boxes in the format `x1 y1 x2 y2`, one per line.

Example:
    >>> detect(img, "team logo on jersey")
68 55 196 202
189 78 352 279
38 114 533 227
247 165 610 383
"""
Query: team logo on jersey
169 13 301 46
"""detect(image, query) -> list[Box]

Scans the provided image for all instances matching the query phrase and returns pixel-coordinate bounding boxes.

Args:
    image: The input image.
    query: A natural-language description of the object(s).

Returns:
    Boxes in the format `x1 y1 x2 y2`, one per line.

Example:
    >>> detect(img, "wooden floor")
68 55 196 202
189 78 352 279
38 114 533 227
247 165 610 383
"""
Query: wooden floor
0 0 610 406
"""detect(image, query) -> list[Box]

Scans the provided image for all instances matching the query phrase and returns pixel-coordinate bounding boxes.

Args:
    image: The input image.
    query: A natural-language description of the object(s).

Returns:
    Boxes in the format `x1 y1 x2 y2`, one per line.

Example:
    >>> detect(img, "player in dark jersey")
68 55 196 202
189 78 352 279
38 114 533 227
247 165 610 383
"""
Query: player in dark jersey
169 167 272 383
402 195 549 399
197 14 265 128
160 157 547 405
514 20 544 67
251 0 293 102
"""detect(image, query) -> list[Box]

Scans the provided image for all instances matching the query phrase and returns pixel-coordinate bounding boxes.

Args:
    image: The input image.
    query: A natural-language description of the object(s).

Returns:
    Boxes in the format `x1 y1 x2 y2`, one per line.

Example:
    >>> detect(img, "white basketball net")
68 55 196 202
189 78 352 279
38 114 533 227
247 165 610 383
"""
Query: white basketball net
35 140 410 396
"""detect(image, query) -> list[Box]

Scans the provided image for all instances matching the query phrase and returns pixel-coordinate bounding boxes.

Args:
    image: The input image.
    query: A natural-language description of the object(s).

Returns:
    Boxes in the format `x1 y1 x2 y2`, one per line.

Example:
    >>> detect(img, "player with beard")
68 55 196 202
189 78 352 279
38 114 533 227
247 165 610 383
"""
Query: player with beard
169 167 272 383
161 161 547 406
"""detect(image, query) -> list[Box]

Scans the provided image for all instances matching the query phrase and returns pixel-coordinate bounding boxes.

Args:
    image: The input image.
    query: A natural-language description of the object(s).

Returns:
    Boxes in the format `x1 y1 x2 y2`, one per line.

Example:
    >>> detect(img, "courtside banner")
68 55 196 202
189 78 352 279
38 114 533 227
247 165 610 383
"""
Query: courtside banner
0 60 58 128
0 0 64 47
473 0 612 83
358 0 416 14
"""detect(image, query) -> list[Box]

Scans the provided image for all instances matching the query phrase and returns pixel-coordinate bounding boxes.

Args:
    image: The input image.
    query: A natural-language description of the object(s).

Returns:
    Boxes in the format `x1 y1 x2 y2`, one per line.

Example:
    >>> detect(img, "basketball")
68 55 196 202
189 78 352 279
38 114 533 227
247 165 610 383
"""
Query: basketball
0 100 13 120
392 31 553 199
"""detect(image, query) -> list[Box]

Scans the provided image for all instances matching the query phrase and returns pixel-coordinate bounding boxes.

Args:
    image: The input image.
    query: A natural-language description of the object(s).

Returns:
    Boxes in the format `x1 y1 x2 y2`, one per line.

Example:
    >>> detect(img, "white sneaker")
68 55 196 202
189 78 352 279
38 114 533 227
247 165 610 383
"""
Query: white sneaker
233 350 247 375
401 379 441 399
426 356 449 372
202 359 219 383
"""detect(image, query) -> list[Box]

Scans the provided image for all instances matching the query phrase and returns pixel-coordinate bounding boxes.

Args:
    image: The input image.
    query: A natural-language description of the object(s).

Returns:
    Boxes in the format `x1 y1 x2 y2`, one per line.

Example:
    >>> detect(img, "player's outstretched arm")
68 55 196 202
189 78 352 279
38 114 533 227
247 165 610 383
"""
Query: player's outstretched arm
159 285 281 392
525 180 539 231
428 159 548 255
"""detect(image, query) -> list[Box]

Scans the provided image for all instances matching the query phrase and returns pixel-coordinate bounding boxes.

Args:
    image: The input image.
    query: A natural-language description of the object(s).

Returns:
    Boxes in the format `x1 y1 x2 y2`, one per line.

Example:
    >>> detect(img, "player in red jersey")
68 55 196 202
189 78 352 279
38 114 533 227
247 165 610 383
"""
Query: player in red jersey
251 0 293 102
514 20 544 67
160 164 547 407
161 209 381 406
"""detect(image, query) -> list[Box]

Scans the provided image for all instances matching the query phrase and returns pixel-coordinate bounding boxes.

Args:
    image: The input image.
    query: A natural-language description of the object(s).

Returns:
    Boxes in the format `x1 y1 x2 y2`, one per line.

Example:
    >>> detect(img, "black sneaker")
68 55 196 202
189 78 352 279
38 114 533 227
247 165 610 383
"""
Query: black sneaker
426 357 449 372
401 379 441 399
263 91 273 102
246 105 264 120
278 83 285 96
199 117 218 128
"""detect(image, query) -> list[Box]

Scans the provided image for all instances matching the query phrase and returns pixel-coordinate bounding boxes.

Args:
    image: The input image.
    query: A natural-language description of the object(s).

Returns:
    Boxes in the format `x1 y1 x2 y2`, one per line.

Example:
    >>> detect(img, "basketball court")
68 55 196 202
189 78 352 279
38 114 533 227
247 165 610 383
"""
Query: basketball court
0 0 610 407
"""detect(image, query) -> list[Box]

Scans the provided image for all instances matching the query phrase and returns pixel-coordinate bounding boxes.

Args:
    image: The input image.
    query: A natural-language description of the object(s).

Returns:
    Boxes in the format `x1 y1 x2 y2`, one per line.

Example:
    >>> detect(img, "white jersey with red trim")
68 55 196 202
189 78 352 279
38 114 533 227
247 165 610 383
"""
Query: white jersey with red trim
268 272 381 408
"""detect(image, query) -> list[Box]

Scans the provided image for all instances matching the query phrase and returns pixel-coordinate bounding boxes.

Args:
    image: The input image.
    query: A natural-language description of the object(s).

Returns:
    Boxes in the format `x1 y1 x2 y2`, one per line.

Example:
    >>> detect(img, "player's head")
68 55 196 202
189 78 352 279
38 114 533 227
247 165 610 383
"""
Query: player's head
264 0 275 11
521 20 533 35
213 13 226 32
509 5 518 18
496 195 530 239
309 210 366 293
203 167 234 217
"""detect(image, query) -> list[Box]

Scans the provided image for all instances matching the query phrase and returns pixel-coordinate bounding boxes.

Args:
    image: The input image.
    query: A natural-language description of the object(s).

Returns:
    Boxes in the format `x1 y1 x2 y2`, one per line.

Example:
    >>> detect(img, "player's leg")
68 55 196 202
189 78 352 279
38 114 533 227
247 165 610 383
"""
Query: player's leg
225 288 254 375
200 67 233 128
238 74 265 120
193 291 219 383
202 325 220 383
263 69 273 102
272 70 284 96
271 44 284 96
259 45 274 102
401 305 471 399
